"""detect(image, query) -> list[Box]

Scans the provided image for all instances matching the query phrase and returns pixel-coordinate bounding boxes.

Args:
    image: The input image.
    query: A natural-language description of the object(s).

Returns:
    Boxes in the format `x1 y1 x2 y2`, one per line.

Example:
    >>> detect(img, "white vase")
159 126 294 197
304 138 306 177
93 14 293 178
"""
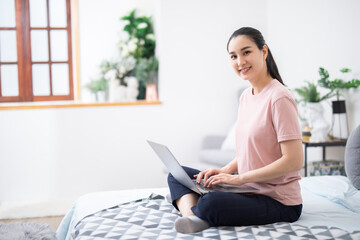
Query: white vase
96 91 106 102
305 102 329 142
108 78 119 102
114 85 127 102
108 78 127 102
125 77 139 101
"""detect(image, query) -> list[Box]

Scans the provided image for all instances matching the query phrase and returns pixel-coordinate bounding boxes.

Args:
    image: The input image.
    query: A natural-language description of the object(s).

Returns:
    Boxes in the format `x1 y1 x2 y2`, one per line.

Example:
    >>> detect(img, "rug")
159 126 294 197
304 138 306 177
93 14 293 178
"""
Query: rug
0 222 56 240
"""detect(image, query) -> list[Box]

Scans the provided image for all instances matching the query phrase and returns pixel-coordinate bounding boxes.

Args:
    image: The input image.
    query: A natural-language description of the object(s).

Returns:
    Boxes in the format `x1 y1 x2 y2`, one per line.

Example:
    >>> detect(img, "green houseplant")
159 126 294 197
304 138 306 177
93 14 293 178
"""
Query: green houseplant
294 81 332 103
85 77 108 102
318 67 360 101
89 9 158 102
119 10 158 100
317 67 360 139
135 56 159 85
119 9 156 60
135 57 159 101
294 81 331 142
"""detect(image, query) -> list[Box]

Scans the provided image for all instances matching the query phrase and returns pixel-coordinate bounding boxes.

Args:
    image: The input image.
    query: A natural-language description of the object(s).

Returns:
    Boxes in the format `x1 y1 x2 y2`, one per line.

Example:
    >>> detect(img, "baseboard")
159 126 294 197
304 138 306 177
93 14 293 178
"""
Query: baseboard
0 198 74 219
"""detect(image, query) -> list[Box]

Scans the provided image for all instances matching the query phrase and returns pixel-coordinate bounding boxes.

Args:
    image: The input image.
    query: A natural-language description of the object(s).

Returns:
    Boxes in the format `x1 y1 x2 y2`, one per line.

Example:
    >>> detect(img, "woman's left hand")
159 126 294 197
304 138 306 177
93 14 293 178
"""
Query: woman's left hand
204 173 243 188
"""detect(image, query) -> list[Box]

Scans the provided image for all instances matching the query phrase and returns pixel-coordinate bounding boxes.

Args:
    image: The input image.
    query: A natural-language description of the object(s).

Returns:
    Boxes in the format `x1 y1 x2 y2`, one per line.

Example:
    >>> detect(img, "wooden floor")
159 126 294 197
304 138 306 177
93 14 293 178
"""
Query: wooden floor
0 215 64 232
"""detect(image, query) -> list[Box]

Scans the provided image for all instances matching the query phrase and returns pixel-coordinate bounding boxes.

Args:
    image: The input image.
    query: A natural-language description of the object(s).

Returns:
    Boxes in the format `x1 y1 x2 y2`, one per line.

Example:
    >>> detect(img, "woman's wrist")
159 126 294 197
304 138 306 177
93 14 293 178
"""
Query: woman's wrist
237 173 247 185
220 157 238 174
220 165 234 174
219 167 228 174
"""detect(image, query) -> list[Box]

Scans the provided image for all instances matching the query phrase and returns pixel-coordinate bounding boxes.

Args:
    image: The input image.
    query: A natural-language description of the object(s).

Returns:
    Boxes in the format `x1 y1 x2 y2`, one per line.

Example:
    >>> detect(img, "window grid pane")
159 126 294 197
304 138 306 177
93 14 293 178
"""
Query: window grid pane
0 30 18 62
52 63 69 95
31 30 49 62
0 0 73 102
0 0 16 28
1 64 19 96
49 0 67 27
29 0 48 28
32 64 50 96
50 30 68 61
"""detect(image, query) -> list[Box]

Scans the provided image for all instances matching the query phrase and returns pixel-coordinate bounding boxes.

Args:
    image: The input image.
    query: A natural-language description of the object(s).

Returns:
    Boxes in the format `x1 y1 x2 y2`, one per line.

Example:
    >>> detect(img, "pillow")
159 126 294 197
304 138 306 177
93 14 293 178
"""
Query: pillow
345 124 360 190
300 175 360 212
221 122 236 150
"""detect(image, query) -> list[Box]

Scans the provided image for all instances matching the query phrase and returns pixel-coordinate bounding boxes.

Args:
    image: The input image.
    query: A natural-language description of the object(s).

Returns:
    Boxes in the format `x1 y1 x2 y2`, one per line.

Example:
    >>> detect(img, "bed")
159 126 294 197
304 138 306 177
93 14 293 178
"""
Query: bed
56 175 360 240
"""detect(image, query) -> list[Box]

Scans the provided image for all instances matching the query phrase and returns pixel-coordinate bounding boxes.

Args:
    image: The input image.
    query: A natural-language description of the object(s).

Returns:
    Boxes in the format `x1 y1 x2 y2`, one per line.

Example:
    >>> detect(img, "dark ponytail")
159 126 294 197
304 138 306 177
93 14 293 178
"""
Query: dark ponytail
227 27 284 85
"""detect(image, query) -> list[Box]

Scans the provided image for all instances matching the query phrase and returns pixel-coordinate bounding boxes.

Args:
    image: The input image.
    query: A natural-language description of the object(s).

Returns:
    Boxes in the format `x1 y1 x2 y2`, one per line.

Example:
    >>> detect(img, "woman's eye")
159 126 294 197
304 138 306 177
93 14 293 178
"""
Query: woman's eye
230 55 236 60
244 51 251 56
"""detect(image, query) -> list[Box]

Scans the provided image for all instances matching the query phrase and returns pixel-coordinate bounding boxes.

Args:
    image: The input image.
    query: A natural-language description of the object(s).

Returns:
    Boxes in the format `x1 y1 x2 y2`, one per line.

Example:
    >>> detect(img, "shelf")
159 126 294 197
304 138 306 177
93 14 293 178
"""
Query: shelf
0 100 162 110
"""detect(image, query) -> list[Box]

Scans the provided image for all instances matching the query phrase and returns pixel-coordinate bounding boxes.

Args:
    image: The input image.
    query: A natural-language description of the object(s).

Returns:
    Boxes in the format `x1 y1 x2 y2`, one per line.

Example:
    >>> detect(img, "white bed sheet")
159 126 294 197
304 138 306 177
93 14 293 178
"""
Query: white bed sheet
297 176 360 231
56 176 360 240
56 187 169 240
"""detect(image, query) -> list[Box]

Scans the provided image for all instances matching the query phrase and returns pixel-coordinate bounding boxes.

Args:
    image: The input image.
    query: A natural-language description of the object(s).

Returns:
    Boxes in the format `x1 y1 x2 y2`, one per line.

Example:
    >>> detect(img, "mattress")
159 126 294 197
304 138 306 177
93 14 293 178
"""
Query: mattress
56 176 360 240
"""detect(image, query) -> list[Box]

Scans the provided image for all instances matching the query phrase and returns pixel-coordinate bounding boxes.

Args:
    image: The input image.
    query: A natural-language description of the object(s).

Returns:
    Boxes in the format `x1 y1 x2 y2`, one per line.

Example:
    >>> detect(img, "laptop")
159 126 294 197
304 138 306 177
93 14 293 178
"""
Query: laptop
147 140 259 195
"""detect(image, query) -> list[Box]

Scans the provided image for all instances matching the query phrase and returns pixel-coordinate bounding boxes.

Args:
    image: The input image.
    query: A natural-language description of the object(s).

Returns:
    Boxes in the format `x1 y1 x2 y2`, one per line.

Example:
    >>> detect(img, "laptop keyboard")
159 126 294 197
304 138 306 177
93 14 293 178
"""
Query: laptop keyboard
192 180 213 191
192 179 259 194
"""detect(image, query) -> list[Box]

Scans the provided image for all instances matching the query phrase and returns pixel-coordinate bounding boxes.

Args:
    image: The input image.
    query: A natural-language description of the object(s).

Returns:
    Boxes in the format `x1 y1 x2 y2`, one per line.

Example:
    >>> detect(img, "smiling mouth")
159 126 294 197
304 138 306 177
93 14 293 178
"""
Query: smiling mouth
239 66 251 74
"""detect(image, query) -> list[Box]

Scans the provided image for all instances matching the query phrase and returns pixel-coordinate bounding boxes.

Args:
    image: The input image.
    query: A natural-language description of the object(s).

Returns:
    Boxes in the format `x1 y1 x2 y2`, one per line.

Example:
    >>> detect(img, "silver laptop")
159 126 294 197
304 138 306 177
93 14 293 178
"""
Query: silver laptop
147 140 259 195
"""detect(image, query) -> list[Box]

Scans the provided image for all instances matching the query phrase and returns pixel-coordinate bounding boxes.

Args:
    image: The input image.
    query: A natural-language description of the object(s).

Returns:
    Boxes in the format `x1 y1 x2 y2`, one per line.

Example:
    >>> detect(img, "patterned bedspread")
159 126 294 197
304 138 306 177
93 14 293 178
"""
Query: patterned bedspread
73 194 360 240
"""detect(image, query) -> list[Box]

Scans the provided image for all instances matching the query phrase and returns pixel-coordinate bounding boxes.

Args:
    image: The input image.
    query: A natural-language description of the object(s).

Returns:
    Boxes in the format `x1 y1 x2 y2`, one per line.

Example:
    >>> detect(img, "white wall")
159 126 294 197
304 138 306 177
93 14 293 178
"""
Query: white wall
0 0 359 211
266 0 360 161
157 0 266 160
0 0 266 208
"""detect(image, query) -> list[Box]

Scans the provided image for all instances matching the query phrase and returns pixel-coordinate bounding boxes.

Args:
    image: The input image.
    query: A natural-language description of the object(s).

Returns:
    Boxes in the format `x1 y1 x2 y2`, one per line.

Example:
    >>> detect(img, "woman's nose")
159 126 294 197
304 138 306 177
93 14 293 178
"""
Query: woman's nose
237 57 244 67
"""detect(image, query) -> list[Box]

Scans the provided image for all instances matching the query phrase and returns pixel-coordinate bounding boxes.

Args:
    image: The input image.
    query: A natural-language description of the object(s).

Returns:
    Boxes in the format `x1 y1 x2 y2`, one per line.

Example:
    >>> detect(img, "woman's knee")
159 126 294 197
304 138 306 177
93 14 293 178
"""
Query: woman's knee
167 172 176 185
192 192 225 225
167 166 200 183
182 166 200 179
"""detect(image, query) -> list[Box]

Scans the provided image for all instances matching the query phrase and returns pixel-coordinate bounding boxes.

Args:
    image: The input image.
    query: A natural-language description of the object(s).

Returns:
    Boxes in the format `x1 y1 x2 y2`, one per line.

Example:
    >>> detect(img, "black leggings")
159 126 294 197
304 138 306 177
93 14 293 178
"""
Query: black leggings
168 166 302 227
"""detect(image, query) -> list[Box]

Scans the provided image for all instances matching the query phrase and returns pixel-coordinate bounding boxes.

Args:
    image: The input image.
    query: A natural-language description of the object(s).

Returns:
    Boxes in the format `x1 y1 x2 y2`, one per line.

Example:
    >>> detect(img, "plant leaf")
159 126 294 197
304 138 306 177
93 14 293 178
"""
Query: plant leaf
340 68 351 73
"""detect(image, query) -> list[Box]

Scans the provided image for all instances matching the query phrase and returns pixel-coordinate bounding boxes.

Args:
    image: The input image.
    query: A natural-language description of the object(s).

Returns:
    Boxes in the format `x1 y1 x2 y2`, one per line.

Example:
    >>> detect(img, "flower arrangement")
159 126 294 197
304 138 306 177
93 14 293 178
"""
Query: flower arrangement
101 56 136 86
118 9 158 99
119 10 156 60
87 9 158 101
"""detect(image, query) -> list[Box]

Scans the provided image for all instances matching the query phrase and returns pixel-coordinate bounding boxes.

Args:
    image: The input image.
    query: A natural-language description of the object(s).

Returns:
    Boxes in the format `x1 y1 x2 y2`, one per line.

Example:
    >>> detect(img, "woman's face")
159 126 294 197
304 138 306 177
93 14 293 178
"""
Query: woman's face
228 35 268 81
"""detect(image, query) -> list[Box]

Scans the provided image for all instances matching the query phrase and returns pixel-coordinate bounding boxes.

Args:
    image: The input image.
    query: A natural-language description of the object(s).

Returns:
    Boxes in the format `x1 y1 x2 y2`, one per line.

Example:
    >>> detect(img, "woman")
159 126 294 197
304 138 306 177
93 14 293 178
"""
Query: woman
168 27 304 234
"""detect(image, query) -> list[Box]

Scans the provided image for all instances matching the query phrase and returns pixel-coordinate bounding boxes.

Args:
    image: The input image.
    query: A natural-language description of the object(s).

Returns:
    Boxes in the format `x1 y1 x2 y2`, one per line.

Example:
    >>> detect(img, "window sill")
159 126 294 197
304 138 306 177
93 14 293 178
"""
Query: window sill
0 100 162 110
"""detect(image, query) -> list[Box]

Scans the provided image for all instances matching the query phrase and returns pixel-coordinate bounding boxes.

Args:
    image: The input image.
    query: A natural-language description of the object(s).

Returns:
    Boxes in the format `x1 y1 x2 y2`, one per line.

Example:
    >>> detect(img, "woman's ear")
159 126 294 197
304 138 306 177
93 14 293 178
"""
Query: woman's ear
262 45 268 60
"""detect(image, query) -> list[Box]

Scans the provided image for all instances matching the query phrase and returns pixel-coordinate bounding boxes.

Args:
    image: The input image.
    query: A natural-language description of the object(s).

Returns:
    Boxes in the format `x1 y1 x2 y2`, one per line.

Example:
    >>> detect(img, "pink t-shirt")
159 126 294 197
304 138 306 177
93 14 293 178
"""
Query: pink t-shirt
236 79 302 205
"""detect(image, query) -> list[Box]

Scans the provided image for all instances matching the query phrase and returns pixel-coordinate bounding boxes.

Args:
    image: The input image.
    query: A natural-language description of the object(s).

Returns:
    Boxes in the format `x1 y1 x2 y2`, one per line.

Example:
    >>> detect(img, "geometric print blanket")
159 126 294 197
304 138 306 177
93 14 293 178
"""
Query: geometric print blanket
73 194 360 240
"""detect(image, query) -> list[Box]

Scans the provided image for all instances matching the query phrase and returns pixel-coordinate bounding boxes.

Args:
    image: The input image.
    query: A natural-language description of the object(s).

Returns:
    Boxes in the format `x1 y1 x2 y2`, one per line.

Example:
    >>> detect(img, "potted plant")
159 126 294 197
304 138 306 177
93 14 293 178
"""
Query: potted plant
85 77 108 102
90 9 158 102
318 67 360 139
294 81 332 103
135 57 159 101
318 67 360 101
101 57 137 102
118 9 158 100
294 82 332 142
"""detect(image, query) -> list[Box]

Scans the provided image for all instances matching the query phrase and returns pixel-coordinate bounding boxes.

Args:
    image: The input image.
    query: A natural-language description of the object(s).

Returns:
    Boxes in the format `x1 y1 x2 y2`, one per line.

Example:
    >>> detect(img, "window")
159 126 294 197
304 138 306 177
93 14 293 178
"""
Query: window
0 0 73 102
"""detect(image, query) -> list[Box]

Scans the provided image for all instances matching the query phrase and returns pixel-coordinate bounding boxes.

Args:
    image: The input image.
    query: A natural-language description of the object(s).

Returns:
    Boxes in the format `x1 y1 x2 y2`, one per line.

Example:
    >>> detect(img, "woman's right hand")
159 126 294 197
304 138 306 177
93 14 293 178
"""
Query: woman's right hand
194 168 223 187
